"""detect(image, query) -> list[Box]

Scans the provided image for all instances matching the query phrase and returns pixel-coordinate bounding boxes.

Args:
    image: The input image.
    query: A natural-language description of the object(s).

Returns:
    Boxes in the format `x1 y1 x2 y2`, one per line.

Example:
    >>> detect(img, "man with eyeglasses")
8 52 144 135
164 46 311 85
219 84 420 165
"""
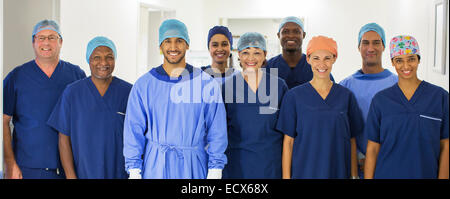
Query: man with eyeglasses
3 19 86 179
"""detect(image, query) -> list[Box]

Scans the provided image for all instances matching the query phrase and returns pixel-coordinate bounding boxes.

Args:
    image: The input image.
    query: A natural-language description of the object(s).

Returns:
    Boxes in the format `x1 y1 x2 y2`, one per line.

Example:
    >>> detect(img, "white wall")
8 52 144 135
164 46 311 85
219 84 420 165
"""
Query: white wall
59 0 139 83
56 0 450 89
426 1 449 91
2 0 58 79
3 0 449 88
203 0 449 90
59 0 207 83
140 0 206 51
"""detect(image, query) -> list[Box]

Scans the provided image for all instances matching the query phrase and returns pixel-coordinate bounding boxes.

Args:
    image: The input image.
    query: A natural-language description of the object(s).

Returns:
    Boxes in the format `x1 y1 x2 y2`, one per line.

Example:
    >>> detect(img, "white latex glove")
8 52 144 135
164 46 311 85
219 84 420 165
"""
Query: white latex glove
128 168 142 179
206 169 222 179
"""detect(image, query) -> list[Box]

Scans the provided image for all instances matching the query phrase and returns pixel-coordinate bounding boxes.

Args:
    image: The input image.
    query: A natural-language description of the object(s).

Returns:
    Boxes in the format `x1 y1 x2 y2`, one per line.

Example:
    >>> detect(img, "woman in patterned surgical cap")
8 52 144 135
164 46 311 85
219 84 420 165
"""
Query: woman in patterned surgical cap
365 35 449 179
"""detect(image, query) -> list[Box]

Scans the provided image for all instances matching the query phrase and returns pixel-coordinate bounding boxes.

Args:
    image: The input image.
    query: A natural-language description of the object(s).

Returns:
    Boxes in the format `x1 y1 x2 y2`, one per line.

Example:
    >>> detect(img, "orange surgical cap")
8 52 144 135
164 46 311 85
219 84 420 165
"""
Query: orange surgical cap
306 36 338 59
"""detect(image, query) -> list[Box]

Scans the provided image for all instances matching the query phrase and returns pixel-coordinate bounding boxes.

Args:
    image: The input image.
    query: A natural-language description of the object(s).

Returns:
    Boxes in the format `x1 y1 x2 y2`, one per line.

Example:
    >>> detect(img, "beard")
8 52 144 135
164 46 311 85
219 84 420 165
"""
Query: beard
285 48 298 53
164 52 186 65
281 40 302 53
93 73 112 80
282 44 301 53
91 65 113 80
364 60 380 67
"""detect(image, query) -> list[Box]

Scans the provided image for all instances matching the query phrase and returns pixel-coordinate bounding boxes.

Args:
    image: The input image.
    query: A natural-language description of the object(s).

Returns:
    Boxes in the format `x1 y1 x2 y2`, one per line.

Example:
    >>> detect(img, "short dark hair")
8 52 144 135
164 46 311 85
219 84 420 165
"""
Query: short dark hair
391 54 421 62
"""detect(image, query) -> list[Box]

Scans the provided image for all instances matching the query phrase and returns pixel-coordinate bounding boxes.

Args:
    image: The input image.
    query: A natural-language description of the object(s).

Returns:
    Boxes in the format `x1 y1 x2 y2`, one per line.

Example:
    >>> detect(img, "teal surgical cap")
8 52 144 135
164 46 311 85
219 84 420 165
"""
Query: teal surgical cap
358 23 386 47
159 19 190 46
86 36 117 64
237 32 266 52
32 19 62 41
278 16 305 33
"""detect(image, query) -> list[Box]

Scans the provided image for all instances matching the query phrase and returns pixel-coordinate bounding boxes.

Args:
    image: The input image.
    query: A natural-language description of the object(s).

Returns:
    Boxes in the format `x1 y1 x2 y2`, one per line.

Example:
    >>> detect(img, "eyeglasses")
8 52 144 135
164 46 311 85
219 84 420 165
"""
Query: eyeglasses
34 35 60 42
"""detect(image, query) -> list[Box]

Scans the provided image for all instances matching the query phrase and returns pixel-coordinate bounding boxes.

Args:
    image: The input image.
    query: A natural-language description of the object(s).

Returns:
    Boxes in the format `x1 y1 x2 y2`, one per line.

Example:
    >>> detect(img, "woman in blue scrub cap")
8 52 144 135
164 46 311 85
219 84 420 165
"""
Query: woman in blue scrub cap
364 35 449 179
201 26 239 84
221 32 289 179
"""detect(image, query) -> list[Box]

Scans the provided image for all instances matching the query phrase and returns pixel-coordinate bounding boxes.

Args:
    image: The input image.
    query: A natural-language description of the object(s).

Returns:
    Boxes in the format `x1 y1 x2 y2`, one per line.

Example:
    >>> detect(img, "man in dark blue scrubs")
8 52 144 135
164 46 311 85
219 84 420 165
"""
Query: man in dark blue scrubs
3 19 86 179
266 16 333 89
47 36 132 179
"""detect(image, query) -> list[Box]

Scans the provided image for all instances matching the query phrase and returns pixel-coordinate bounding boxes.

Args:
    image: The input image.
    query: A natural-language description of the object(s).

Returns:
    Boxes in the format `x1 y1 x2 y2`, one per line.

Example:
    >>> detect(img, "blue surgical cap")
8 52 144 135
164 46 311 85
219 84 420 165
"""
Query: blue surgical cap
358 23 386 47
278 16 305 33
159 19 190 46
237 32 266 52
207 26 233 50
86 36 117 64
32 19 62 41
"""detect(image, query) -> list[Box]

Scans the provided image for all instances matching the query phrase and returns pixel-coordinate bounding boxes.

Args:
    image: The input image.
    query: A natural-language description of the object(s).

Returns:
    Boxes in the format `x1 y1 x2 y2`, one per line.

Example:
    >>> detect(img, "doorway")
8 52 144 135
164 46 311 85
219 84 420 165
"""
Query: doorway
137 3 175 77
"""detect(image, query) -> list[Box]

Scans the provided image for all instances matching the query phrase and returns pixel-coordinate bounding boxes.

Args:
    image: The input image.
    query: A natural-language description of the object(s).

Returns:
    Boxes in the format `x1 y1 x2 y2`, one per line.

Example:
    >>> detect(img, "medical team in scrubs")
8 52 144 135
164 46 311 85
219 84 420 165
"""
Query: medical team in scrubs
3 20 86 179
277 36 363 179
364 35 449 179
47 36 132 179
222 32 288 179
266 16 334 89
201 26 240 84
3 17 447 180
339 23 398 177
123 19 228 179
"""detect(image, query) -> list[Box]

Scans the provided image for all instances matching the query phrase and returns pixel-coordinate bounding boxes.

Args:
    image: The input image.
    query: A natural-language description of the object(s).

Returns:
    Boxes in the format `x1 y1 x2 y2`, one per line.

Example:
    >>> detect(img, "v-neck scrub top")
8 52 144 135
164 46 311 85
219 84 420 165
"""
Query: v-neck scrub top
365 81 449 179
276 83 364 179
222 71 288 179
47 77 132 179
3 60 86 169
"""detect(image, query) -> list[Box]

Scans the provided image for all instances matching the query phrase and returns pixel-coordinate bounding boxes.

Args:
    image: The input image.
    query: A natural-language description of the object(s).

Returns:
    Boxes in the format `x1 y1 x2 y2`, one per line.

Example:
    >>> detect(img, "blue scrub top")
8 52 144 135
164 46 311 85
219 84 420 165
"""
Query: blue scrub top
3 60 86 169
339 69 398 153
123 64 228 179
201 65 240 85
365 81 449 179
47 77 132 179
276 83 364 179
266 54 334 89
222 71 288 179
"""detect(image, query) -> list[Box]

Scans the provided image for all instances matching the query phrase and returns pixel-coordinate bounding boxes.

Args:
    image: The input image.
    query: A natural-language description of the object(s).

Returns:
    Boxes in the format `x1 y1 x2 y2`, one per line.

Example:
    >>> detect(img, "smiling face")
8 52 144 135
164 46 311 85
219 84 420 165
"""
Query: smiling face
89 46 115 80
392 54 420 80
358 31 385 67
208 34 231 65
160 37 189 65
307 49 336 80
32 29 62 61
277 22 305 52
238 47 266 71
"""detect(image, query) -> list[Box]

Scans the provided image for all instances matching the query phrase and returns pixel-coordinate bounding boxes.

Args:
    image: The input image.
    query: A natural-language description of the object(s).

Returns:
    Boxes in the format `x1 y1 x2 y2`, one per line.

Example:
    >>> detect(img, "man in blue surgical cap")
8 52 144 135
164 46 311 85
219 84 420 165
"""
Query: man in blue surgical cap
339 22 398 178
47 36 132 179
3 19 86 179
123 19 228 179
266 16 334 89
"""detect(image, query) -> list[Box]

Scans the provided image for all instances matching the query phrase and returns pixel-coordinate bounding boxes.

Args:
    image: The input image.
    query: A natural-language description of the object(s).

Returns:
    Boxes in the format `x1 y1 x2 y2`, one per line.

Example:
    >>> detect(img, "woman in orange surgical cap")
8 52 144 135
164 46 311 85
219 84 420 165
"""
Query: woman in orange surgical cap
277 36 363 179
